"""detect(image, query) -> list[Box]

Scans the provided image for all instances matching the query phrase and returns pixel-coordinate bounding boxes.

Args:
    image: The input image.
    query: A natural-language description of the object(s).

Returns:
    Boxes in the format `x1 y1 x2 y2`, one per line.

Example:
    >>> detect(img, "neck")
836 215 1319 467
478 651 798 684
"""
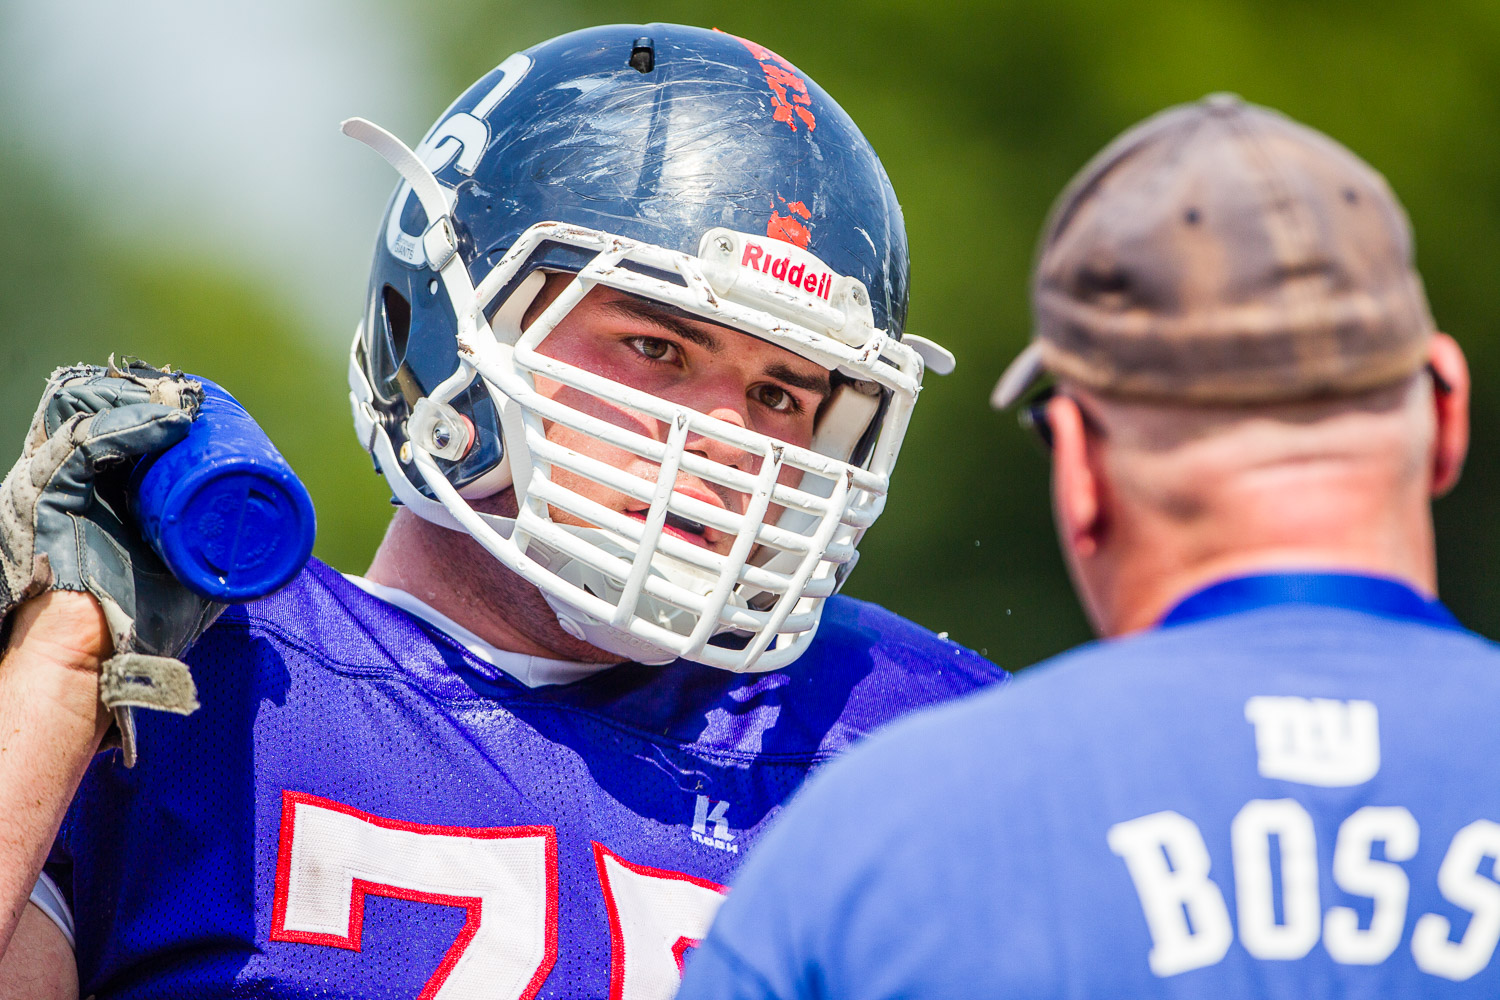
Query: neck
365 508 622 663
1084 480 1437 637
1062 354 1467 637
1102 548 1435 637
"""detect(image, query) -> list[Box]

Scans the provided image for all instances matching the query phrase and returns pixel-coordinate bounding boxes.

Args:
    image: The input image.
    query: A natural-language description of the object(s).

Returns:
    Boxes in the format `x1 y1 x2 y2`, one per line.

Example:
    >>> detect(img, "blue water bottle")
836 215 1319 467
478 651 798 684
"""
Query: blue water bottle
129 377 317 602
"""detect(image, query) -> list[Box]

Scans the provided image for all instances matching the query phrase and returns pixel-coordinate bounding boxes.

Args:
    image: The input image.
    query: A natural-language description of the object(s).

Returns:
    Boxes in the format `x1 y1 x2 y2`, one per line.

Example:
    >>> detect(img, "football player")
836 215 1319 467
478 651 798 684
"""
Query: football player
0 23 1003 999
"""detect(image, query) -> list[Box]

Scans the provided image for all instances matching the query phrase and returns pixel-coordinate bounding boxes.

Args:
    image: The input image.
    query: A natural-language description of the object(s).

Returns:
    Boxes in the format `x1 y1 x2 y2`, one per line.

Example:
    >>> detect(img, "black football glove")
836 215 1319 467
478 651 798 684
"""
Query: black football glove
0 359 224 765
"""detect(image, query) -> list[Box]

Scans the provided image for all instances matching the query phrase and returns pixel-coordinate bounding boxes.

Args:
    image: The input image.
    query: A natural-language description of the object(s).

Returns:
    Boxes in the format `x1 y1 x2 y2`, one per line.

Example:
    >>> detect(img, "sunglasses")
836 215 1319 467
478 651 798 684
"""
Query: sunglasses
1019 385 1107 454
1018 386 1060 453
1428 361 1453 397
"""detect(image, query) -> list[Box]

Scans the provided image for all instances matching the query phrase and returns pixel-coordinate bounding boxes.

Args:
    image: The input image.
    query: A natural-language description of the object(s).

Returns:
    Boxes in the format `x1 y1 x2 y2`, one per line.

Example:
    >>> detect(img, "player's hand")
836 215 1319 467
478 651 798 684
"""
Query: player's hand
0 360 224 765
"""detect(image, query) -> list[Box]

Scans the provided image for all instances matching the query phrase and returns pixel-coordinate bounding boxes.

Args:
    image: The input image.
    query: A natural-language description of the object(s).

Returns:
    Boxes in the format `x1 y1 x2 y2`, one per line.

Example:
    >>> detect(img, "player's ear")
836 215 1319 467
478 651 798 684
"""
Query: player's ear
1049 394 1103 560
1427 332 1468 499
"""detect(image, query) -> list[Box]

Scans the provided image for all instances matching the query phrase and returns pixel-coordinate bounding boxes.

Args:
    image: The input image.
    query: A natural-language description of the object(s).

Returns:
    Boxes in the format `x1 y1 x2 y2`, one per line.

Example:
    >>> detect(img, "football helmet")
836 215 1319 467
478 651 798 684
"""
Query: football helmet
346 23 954 670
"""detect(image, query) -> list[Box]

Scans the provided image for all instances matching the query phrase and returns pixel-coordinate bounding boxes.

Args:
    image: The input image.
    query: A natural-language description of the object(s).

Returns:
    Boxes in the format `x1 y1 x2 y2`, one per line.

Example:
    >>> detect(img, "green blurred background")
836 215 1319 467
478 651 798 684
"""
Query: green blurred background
3 0 1497 670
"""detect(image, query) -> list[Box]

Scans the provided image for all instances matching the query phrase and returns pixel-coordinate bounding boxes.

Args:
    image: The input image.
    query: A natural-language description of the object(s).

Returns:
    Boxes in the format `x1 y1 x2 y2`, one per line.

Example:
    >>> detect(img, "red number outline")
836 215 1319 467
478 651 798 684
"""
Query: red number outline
671 936 702 975
592 841 728 1000
271 790 559 1000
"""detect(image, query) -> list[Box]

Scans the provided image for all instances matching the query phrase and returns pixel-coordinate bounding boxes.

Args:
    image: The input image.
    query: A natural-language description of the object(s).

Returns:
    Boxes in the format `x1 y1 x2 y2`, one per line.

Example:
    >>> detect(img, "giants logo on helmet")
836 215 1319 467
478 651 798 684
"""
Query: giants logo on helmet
385 51 533 269
739 240 833 300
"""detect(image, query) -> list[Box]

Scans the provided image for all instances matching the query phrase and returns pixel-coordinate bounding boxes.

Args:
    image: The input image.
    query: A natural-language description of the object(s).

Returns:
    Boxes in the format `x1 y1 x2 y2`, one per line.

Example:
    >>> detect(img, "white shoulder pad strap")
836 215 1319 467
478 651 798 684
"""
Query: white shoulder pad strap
29 871 76 949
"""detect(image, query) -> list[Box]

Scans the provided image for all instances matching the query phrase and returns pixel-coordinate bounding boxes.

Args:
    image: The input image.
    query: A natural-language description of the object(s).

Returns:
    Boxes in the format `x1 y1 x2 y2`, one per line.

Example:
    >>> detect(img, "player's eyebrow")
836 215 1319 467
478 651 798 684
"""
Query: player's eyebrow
600 297 725 352
766 363 831 399
604 294 832 400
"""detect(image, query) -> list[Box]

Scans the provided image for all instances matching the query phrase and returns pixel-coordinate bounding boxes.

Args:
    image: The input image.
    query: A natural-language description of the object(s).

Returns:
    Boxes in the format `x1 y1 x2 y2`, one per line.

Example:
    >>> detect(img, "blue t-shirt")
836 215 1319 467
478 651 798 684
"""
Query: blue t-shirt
45 559 1002 999
678 573 1500 998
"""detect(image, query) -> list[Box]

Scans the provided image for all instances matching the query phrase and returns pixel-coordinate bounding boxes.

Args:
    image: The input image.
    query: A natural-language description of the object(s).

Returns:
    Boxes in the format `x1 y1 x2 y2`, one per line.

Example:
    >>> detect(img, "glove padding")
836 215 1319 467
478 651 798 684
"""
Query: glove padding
0 360 224 765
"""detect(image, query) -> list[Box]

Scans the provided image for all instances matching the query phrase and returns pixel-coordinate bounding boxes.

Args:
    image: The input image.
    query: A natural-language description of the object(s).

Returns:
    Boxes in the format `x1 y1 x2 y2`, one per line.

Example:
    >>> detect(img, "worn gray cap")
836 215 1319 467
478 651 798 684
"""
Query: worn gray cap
992 93 1435 408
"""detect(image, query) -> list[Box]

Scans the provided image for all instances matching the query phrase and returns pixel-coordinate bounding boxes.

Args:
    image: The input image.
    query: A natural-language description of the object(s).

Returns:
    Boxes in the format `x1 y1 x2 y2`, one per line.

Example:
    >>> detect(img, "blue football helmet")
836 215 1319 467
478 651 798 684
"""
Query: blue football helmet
346 23 954 670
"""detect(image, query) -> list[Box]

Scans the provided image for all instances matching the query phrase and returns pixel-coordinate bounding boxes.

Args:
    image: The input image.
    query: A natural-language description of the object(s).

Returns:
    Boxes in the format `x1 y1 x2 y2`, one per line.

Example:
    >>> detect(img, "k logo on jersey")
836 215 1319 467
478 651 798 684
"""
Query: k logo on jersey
691 795 738 853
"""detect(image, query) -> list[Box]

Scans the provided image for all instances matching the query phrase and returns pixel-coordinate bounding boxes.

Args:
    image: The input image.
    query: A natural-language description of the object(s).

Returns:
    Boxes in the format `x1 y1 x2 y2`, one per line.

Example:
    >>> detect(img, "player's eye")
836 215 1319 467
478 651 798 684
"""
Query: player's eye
625 336 678 363
753 384 798 414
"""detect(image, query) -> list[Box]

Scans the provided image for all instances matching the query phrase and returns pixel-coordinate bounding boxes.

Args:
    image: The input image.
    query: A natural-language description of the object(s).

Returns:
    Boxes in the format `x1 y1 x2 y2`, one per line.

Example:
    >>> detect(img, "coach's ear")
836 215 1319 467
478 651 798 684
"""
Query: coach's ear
1049 393 1103 561
1428 332 1468 498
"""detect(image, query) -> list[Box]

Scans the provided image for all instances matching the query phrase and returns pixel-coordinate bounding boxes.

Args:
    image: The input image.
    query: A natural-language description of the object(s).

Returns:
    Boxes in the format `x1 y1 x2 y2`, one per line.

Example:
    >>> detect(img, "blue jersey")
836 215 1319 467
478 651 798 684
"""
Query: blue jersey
679 573 1500 999
45 559 1001 999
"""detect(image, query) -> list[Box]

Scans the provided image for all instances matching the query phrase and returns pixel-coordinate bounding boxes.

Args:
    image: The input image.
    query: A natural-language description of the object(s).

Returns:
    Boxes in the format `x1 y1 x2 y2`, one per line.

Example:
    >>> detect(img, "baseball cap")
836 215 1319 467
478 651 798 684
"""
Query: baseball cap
991 93 1436 409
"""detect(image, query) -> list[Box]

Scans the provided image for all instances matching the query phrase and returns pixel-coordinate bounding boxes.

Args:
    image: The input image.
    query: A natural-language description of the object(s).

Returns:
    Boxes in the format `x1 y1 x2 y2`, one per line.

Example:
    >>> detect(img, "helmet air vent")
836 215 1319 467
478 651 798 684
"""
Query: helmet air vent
629 37 655 73
381 284 411 362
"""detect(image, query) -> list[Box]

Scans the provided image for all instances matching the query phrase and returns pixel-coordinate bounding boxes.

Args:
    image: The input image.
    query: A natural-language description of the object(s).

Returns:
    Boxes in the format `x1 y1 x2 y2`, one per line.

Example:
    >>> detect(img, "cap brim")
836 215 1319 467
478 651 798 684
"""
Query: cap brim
990 341 1045 410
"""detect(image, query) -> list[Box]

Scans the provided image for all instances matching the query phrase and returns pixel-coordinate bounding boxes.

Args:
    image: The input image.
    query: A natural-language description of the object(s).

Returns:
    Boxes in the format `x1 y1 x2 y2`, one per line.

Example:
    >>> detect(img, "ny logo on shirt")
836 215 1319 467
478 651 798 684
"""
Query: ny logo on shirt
1244 695 1380 787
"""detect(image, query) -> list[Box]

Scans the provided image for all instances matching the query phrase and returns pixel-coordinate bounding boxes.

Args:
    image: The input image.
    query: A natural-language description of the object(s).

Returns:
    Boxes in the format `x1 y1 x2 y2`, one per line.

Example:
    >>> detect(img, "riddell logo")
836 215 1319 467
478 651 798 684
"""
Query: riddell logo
740 241 833 300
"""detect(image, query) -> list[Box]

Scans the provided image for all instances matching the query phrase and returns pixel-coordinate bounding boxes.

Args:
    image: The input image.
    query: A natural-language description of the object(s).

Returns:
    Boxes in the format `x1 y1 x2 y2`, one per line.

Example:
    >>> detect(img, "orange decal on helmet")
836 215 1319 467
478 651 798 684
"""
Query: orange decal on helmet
767 197 813 249
726 33 817 132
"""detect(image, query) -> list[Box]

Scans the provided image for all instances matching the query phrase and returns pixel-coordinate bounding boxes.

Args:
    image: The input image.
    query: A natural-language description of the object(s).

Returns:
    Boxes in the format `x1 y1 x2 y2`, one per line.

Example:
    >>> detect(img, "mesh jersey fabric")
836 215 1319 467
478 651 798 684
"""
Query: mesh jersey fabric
45 558 1003 999
678 573 1500 999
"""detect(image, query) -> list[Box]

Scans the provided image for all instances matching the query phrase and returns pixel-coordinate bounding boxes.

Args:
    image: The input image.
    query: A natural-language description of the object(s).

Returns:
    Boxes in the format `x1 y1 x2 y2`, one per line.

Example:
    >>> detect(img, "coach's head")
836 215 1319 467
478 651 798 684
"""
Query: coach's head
992 93 1469 637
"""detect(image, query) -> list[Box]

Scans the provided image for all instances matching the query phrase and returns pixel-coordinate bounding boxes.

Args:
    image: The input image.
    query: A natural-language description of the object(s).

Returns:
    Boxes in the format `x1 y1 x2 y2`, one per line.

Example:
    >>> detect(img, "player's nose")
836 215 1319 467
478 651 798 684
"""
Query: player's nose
685 406 761 475
675 379 760 472
685 427 757 479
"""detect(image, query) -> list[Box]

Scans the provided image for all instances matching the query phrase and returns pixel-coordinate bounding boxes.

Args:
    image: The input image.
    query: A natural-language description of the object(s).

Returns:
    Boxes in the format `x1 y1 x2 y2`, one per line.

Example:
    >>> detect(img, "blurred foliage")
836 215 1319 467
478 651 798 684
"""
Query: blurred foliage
4 0 1500 669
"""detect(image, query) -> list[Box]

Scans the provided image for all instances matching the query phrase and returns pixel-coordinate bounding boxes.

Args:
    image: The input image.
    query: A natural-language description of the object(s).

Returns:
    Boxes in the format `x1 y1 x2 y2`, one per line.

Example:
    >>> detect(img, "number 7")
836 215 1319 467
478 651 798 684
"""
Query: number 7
270 790 558 1000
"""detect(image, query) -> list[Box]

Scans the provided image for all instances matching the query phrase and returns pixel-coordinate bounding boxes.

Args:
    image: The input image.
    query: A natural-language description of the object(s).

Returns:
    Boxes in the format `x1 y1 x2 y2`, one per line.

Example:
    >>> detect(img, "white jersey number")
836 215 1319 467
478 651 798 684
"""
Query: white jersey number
595 842 729 1000
271 792 728 1000
270 791 558 1000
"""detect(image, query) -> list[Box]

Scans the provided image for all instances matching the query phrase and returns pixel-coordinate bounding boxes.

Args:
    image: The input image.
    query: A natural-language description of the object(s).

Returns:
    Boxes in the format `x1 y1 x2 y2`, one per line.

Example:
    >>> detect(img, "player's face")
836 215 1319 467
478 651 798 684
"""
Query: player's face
528 282 831 555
